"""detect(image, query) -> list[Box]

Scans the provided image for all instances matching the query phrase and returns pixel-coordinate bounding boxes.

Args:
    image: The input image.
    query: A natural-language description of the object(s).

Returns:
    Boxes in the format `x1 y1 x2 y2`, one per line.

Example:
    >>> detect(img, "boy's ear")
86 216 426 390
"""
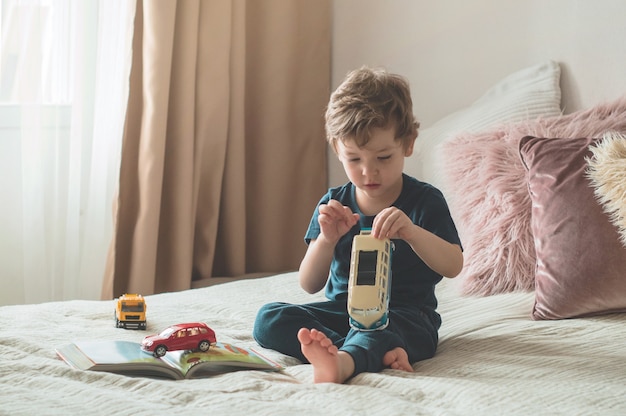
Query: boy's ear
404 134 417 157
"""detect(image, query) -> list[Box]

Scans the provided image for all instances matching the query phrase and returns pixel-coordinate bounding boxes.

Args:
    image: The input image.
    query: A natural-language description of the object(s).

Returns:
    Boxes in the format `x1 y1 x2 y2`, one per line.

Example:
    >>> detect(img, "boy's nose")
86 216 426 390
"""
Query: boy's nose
362 161 378 175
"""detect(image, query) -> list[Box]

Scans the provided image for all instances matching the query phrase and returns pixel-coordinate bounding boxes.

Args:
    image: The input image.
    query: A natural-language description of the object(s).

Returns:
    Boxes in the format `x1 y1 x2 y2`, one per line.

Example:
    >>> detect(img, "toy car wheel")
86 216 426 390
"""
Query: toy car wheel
154 345 167 358
198 340 211 352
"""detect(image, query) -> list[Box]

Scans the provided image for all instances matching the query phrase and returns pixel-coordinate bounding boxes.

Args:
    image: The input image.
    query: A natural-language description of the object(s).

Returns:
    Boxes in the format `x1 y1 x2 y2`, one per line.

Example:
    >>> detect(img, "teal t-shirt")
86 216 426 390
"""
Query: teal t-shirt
304 174 462 327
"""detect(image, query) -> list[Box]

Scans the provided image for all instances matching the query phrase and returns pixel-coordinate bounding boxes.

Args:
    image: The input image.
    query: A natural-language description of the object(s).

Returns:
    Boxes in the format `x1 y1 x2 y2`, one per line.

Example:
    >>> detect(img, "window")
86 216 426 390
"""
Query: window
356 250 378 286
1 0 74 104
0 0 135 306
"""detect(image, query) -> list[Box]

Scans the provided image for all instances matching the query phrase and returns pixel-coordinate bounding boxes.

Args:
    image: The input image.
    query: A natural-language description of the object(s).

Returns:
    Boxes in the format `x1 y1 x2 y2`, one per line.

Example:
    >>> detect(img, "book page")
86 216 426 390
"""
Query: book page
57 340 183 379
163 342 282 378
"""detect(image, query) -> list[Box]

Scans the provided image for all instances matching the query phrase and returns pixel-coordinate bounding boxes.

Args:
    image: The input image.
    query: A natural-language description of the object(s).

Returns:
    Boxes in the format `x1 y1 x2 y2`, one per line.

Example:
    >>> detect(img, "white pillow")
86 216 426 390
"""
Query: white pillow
406 60 562 191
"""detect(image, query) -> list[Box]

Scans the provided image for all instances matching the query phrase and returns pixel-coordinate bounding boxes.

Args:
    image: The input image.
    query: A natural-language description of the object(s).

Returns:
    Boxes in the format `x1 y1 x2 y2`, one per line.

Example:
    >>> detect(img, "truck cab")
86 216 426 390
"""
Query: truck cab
115 294 147 330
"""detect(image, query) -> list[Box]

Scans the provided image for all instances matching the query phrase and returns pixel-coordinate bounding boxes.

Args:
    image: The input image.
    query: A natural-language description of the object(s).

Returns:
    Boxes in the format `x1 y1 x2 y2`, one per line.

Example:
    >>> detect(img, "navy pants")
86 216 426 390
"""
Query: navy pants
253 299 439 377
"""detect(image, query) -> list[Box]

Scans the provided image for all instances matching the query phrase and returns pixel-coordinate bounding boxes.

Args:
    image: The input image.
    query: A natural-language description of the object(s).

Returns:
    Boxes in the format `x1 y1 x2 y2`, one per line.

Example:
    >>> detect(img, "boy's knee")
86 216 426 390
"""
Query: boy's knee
253 302 284 346
255 302 283 324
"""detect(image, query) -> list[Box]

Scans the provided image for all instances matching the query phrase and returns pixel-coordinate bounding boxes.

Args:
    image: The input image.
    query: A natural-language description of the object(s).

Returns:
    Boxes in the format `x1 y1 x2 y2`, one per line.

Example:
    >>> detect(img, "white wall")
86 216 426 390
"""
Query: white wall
329 0 626 186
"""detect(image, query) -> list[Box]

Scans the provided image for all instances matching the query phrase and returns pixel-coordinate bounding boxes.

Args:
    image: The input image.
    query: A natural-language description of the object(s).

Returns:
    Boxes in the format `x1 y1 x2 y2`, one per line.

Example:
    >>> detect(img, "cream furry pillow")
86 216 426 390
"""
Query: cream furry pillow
441 95 626 296
587 131 626 247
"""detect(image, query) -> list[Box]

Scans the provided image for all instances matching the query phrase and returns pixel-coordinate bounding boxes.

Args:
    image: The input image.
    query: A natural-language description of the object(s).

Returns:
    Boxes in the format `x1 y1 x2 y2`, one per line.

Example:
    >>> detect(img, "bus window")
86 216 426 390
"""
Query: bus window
356 250 377 286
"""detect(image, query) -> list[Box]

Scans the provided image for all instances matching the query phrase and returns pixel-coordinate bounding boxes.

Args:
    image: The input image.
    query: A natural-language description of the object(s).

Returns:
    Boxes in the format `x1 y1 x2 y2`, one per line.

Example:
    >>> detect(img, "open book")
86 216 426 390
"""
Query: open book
56 340 282 380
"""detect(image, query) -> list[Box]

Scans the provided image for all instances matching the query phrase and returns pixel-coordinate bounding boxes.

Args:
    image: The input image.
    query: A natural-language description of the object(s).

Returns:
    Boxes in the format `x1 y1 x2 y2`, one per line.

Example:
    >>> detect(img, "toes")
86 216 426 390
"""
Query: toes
311 329 326 341
297 328 313 344
320 337 333 348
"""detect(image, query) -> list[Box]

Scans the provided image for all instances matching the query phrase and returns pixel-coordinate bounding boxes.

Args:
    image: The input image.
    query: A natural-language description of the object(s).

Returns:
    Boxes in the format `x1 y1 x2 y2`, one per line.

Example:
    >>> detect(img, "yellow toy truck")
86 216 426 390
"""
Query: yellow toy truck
115 294 147 330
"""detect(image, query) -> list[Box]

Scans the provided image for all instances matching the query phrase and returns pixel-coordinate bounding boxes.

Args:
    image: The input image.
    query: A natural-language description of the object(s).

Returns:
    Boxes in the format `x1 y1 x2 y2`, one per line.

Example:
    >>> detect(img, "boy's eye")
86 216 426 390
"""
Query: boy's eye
348 158 360 163
378 155 392 161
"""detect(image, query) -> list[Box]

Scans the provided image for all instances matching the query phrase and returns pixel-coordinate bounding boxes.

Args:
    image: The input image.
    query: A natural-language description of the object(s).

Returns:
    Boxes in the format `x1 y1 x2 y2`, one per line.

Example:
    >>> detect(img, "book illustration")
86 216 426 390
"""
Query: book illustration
56 340 282 380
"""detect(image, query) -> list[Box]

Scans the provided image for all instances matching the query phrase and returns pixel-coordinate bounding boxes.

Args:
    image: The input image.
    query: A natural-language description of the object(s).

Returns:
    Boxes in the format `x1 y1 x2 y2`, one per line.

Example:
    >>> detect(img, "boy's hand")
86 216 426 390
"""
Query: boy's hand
373 206 464 278
317 200 360 243
371 207 414 240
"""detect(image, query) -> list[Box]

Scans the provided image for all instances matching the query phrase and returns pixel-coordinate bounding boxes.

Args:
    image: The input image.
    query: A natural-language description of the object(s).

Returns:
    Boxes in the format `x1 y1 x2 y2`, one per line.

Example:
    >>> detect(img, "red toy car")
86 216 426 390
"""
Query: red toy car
141 322 217 357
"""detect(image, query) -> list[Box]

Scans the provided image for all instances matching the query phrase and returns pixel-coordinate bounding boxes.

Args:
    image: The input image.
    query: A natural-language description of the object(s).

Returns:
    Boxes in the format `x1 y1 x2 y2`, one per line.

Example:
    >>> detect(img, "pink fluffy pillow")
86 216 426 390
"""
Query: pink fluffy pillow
520 135 626 319
441 95 626 296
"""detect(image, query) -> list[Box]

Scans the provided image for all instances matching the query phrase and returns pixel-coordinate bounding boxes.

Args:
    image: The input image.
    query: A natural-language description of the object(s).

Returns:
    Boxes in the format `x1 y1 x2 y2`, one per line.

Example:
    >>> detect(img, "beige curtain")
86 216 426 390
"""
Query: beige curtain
102 0 330 299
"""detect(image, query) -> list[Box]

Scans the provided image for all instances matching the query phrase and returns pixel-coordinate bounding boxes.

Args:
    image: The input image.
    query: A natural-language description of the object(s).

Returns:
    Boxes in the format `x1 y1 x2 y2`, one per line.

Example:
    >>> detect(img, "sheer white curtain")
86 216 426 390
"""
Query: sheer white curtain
0 0 135 305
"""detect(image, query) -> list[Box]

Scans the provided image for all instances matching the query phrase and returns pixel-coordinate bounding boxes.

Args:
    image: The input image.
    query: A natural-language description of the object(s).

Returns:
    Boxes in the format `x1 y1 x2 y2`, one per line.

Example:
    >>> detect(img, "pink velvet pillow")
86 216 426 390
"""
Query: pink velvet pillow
519 135 626 320
441 95 626 296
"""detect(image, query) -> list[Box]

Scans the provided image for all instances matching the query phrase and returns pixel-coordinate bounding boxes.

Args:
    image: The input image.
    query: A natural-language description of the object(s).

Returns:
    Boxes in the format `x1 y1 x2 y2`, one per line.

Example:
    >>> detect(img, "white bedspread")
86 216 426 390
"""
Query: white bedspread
1 272 625 415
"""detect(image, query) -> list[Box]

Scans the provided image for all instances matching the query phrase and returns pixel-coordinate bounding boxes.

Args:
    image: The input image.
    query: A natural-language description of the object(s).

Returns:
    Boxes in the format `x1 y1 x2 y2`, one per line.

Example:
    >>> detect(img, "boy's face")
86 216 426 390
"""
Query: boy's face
336 126 414 211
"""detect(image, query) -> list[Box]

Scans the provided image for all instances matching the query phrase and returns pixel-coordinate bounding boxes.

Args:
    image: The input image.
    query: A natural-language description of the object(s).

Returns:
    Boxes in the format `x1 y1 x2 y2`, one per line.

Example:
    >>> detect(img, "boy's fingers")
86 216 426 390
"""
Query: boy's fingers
319 204 340 219
324 200 357 222
326 199 342 209
320 200 359 233
342 206 357 222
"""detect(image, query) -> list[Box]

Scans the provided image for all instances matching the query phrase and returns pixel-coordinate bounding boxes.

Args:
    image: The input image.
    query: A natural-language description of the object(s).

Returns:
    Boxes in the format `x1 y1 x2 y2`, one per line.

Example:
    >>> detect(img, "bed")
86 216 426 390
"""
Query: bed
4 25 626 416
2 271 625 415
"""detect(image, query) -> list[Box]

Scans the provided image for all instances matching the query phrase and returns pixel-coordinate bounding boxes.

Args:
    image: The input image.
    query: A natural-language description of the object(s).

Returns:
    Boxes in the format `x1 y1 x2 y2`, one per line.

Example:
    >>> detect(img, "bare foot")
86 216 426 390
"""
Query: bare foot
297 328 354 383
382 347 413 372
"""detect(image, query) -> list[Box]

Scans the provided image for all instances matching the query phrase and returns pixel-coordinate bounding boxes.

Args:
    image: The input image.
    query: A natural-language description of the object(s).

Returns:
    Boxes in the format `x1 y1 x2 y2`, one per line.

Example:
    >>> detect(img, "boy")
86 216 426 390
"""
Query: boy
253 67 463 383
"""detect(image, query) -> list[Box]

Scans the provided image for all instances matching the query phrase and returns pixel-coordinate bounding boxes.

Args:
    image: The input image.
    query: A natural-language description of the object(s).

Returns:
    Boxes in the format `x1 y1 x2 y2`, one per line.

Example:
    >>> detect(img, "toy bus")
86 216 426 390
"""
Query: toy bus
347 229 393 331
